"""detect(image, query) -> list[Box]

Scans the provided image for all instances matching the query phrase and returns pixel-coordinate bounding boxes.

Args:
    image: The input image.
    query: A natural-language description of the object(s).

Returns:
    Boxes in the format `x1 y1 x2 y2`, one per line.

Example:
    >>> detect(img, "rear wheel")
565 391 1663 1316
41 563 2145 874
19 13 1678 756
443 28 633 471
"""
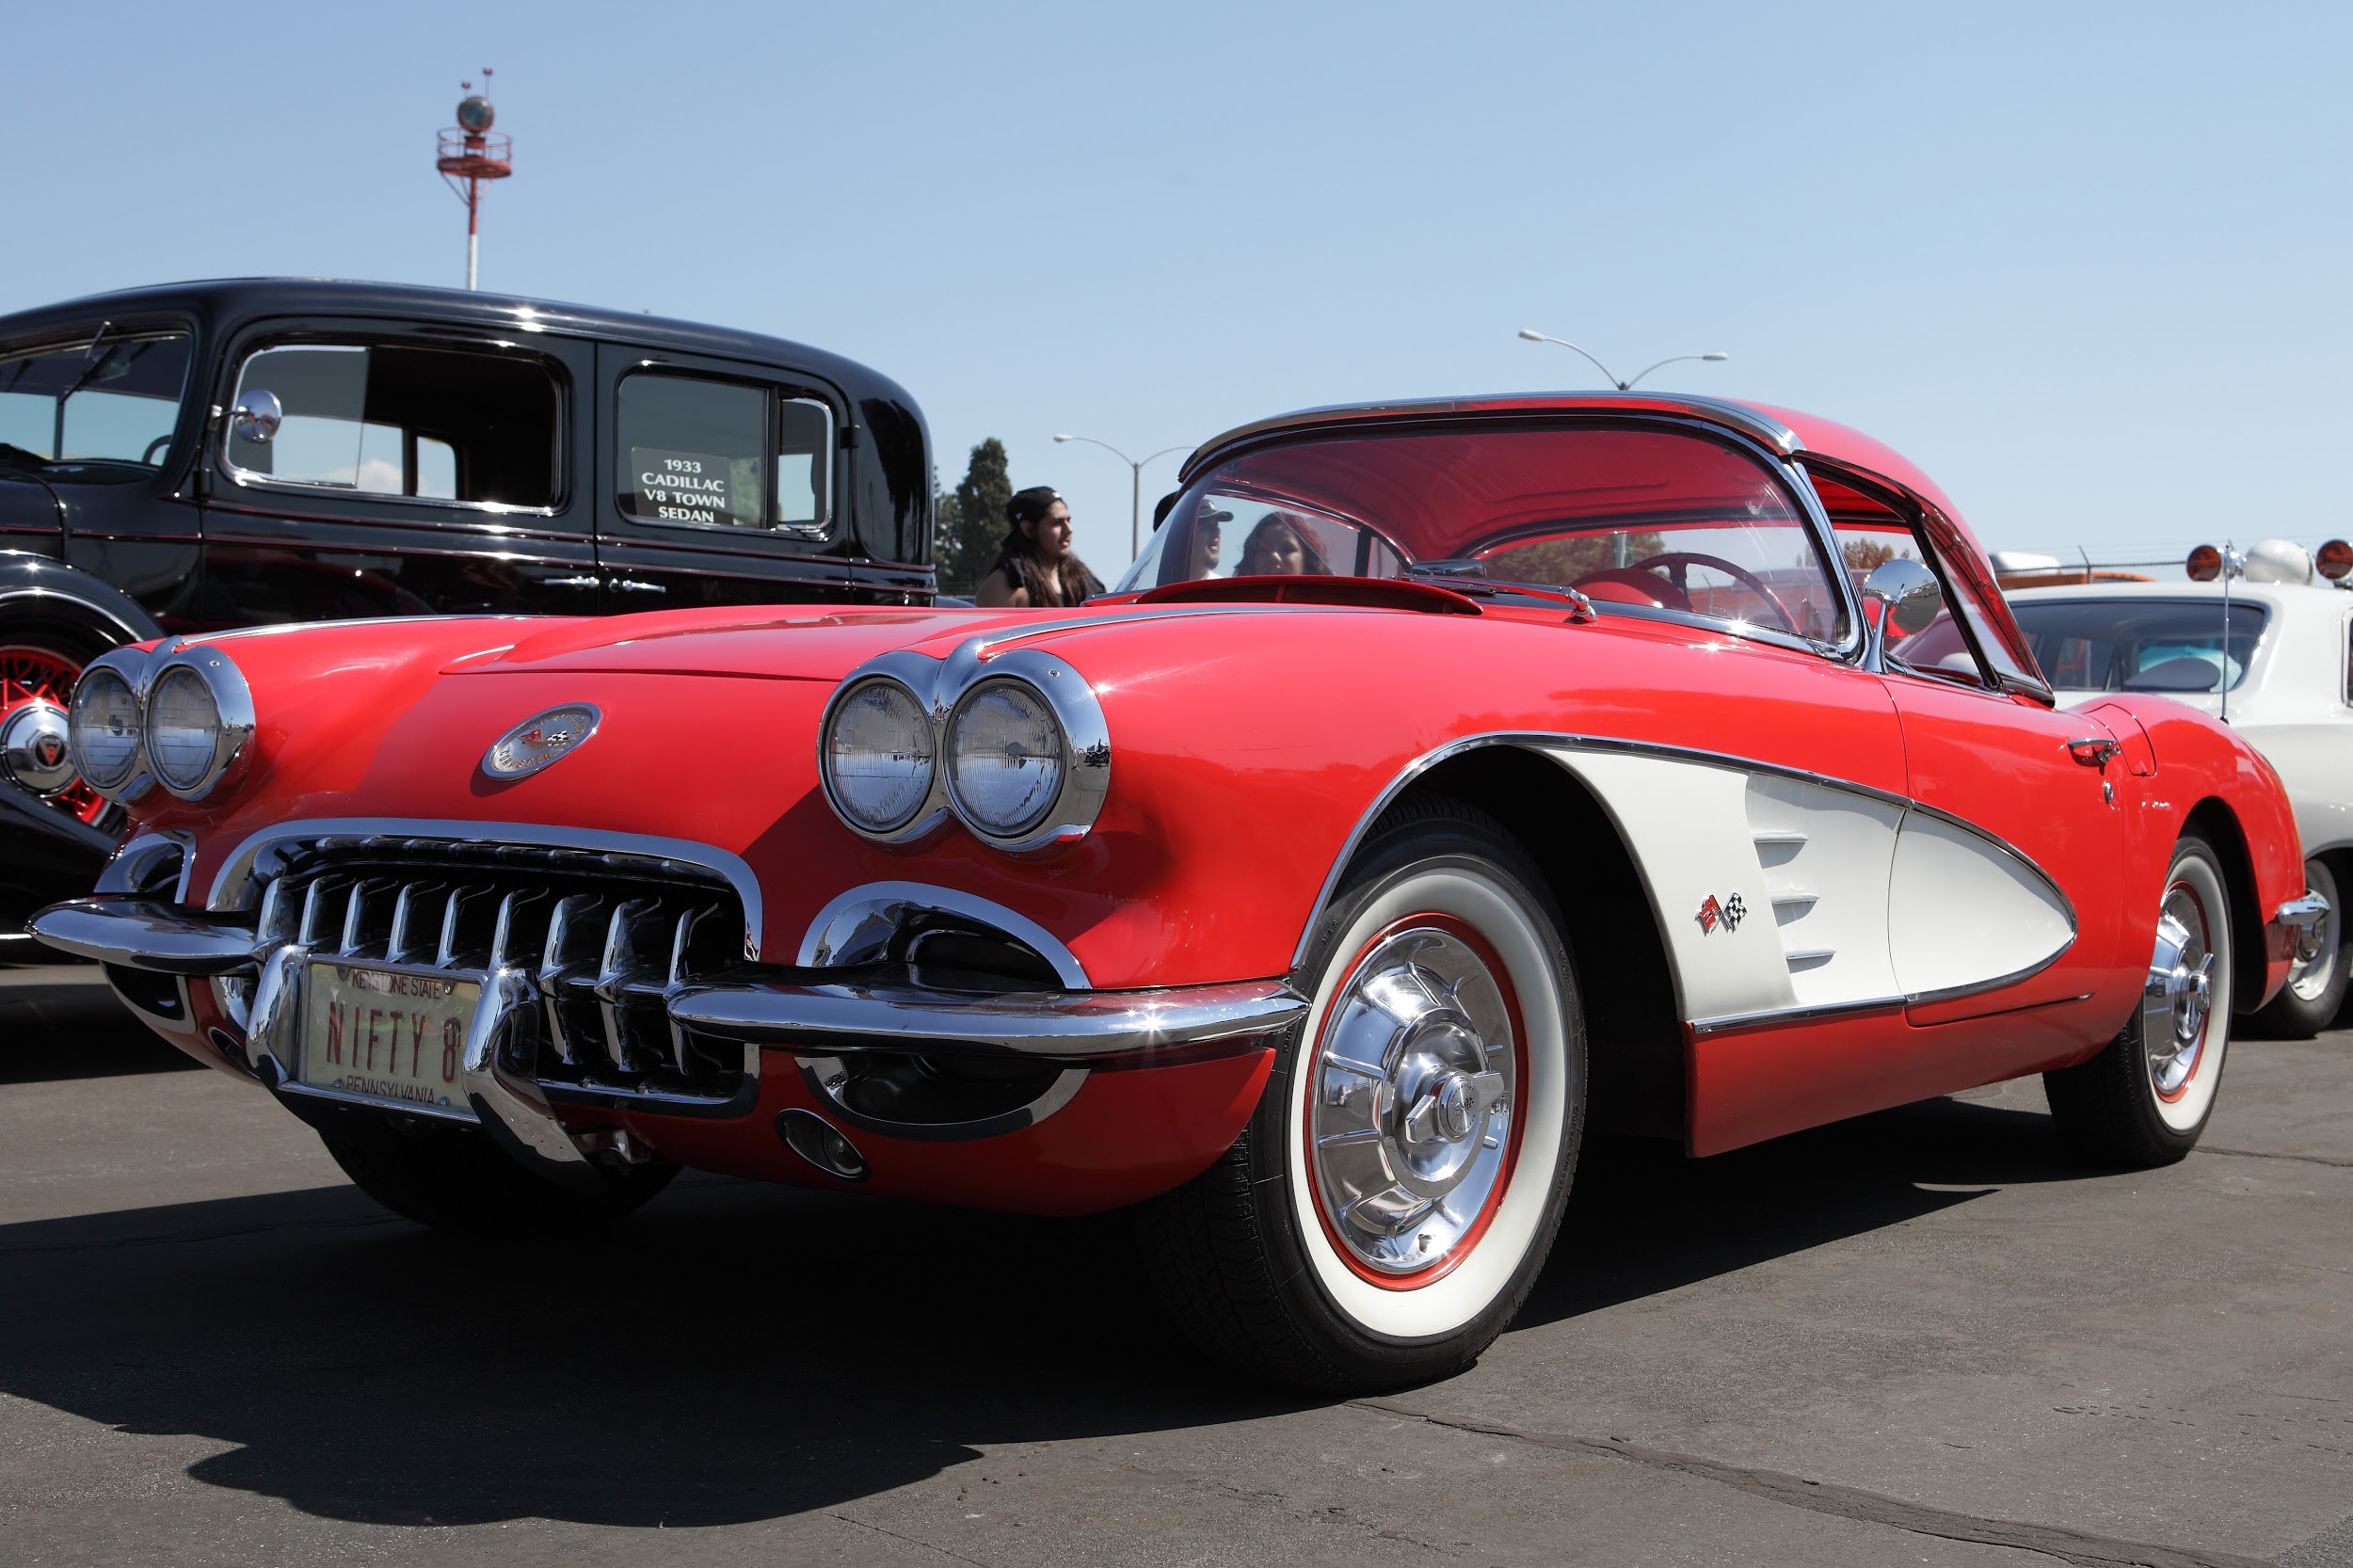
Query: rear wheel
1139 799 1583 1392
2046 832 2233 1167
2249 858 2347 1039
314 1111 677 1235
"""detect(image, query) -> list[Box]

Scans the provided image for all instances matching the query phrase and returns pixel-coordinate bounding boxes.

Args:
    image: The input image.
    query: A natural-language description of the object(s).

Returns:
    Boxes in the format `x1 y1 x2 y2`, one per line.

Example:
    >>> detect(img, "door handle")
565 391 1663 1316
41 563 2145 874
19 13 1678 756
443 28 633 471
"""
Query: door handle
2066 737 2122 768
539 575 601 590
612 579 666 594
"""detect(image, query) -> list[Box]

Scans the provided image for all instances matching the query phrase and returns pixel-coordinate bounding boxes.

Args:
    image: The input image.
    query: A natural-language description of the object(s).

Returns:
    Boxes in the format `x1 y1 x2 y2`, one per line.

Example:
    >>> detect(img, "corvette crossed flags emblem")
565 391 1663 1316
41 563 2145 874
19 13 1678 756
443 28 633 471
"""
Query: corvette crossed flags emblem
1695 892 1747 935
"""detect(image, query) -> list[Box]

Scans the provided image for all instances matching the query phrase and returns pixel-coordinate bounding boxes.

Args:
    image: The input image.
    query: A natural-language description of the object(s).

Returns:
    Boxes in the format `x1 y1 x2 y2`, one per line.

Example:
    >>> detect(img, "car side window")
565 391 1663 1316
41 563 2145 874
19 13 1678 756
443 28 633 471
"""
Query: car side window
0 332 192 465
616 372 832 537
227 342 560 507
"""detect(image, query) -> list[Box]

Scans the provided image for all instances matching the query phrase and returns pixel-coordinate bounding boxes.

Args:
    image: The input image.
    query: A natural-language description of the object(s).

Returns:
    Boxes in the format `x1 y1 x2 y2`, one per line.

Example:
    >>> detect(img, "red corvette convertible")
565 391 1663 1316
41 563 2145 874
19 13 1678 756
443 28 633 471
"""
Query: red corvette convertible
33 392 2318 1391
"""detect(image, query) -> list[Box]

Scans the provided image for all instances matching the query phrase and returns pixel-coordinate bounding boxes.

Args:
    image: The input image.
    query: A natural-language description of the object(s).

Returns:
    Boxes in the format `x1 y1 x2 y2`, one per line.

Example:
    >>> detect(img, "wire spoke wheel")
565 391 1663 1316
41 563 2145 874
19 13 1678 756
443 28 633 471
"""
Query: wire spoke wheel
0 642 111 827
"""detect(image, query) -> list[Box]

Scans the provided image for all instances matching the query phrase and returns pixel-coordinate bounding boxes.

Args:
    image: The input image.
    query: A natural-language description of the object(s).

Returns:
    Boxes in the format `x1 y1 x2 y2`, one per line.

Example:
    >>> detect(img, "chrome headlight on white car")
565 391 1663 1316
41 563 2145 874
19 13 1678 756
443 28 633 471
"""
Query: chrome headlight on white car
819 648 1109 853
67 642 255 805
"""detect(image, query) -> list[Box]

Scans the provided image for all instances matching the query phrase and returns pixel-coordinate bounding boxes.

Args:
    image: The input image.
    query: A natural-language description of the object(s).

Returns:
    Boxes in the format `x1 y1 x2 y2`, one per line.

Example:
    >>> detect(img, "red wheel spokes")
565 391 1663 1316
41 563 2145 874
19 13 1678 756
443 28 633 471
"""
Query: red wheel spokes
0 644 112 827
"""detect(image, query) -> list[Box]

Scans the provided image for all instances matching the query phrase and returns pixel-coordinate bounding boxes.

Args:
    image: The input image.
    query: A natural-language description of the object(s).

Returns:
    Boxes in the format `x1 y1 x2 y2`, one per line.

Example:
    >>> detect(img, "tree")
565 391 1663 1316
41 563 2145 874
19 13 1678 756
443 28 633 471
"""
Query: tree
936 438 1011 594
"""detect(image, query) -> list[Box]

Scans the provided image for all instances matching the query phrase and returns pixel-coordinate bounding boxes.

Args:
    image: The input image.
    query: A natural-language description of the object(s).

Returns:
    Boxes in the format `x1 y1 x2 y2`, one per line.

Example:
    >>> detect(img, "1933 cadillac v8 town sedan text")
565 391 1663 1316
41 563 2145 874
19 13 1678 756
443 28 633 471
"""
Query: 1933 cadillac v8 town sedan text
30 392 2320 1390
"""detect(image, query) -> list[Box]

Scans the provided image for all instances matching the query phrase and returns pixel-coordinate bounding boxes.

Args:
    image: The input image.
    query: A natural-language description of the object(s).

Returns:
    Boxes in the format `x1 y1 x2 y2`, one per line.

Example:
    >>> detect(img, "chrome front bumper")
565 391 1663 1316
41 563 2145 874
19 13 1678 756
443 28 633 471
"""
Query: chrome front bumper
29 894 1305 1163
2274 890 2331 965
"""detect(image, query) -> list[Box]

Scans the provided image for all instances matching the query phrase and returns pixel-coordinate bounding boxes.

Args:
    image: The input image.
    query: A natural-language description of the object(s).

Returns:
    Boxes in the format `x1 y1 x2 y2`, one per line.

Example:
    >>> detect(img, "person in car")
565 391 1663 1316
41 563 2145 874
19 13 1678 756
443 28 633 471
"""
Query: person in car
975 487 1107 607
1236 511 1332 576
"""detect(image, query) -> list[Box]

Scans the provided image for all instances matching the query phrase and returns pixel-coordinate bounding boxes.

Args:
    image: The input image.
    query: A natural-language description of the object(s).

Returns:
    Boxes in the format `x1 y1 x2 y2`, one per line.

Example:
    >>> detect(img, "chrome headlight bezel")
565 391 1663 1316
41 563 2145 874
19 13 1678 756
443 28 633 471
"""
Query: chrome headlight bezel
141 646 255 801
817 646 1110 854
817 660 948 844
68 649 154 801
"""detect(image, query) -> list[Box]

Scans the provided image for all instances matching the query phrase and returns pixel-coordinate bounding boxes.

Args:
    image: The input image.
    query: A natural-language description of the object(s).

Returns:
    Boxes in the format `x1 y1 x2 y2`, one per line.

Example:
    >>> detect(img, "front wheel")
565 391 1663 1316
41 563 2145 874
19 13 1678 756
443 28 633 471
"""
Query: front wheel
2045 831 2234 1167
1138 799 1583 1392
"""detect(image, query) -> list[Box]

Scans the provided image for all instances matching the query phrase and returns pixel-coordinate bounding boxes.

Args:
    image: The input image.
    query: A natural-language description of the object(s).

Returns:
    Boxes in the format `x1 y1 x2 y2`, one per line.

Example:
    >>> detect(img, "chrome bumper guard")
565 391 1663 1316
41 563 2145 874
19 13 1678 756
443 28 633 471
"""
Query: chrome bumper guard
2274 891 2330 963
29 895 1305 1164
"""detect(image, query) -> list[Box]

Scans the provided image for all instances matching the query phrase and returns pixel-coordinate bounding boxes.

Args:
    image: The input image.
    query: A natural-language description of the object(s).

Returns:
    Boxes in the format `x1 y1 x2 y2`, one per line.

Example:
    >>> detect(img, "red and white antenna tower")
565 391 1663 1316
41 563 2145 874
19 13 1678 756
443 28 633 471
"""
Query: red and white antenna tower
436 68 513 291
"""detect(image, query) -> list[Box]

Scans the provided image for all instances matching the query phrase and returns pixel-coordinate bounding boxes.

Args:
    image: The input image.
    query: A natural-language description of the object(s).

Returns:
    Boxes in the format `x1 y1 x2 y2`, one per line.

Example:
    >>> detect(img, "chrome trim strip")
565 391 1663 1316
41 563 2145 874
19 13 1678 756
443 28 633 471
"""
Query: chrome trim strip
202 817 764 960
1689 996 1907 1036
797 881 1091 988
668 976 1304 1062
1286 729 2080 991
29 897 256 973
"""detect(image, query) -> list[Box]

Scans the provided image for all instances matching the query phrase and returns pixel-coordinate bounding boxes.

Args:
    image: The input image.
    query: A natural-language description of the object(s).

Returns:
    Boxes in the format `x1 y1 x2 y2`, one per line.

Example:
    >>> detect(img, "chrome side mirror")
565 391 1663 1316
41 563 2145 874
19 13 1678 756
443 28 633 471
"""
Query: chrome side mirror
1863 556 1944 636
230 389 282 446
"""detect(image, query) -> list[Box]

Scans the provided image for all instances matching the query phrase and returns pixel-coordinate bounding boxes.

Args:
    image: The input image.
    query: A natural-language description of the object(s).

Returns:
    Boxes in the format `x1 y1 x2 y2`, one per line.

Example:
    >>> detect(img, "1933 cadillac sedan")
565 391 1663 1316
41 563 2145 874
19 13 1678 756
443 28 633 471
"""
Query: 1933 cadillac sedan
30 392 2319 1391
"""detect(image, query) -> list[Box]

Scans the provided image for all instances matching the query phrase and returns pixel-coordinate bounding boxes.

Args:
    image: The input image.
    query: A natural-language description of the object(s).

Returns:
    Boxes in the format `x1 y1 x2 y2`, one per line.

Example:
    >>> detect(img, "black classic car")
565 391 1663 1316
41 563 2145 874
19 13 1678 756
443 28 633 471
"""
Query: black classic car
0 279 936 957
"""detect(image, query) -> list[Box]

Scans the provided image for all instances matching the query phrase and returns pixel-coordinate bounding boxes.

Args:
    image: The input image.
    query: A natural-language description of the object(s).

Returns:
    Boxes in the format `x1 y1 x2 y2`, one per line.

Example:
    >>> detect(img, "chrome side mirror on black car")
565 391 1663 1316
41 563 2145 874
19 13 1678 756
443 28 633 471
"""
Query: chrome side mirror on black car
229 388 282 445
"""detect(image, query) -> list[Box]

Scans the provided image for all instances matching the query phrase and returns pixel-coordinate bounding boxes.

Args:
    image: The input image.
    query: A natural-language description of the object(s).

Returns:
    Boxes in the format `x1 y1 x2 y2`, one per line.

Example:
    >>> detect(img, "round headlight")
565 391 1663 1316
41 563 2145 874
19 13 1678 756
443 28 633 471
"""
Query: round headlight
946 680 1065 839
824 679 936 833
147 664 225 795
68 666 143 792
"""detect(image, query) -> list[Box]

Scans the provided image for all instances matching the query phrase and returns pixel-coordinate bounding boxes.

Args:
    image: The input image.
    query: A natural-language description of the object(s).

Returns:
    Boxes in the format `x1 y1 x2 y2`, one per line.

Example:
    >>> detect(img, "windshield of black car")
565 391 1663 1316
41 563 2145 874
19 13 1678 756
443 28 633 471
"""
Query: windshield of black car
0 332 192 469
2007 597 2266 693
1117 425 1853 644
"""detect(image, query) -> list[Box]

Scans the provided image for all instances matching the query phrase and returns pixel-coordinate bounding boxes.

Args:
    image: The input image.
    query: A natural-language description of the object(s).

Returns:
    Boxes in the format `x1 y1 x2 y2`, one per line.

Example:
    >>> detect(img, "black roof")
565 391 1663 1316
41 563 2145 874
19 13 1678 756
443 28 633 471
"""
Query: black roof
0 277 918 410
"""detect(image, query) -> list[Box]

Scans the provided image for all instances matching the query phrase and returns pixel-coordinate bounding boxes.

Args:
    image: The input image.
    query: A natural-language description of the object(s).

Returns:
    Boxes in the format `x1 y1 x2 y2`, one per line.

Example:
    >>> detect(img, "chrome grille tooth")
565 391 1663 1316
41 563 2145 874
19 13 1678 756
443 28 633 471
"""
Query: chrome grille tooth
296 875 353 948
256 877 297 947
340 877 400 958
537 893 607 1067
386 881 448 965
488 887 552 972
435 884 497 969
667 905 714 1070
594 897 664 1073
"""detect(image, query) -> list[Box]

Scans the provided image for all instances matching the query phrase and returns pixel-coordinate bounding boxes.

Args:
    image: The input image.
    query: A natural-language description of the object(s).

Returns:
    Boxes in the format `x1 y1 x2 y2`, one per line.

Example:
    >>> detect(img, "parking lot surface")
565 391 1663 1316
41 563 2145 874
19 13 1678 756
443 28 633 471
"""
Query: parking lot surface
3 965 2349 1567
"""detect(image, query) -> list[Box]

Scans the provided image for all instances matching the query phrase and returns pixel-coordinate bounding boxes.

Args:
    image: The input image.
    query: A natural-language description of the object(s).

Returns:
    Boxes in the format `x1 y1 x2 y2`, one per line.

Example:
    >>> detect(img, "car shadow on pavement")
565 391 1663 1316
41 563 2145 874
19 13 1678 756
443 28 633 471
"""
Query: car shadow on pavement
0 970 202 1083
0 1089 2095 1529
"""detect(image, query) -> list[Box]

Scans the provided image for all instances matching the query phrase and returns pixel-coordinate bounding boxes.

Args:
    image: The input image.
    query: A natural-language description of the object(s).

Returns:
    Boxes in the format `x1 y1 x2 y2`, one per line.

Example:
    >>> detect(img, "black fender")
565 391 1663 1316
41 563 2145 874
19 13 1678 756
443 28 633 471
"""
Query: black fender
0 552 166 647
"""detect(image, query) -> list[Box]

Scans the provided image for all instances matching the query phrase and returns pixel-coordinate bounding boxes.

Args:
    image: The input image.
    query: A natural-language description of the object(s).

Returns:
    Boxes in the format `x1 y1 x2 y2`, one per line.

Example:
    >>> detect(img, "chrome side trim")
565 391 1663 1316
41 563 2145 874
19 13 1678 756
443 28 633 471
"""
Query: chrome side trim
1688 997 1905 1035
668 975 1304 1062
202 817 763 960
29 897 256 973
1287 730 2079 990
797 880 1091 988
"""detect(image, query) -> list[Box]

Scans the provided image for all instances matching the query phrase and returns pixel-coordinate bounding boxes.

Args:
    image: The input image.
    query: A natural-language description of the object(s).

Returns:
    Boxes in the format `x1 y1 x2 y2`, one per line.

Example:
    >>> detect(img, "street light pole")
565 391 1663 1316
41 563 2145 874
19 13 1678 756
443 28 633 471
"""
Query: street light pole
1052 434 1191 559
1516 329 1728 391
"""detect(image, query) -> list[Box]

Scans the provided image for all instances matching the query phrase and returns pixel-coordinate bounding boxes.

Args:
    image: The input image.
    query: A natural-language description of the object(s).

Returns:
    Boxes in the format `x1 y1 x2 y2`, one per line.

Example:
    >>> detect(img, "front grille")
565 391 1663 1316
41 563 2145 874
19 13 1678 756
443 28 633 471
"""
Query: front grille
254 837 752 1105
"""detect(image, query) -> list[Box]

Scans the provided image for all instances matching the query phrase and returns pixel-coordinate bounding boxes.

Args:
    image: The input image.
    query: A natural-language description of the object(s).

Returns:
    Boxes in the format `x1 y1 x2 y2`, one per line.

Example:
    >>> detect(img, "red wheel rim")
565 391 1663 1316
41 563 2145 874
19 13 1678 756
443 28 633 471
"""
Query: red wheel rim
0 644 111 827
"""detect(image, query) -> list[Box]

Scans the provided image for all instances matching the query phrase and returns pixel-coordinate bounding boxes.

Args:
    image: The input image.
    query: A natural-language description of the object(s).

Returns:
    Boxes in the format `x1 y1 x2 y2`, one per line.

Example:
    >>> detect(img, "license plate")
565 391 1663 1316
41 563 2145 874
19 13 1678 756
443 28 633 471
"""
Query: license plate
301 962 481 1115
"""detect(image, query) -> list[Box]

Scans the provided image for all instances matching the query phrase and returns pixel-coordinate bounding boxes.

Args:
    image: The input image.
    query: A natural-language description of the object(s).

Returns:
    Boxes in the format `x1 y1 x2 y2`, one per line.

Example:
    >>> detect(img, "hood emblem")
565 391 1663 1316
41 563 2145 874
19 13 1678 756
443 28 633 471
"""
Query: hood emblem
483 704 601 780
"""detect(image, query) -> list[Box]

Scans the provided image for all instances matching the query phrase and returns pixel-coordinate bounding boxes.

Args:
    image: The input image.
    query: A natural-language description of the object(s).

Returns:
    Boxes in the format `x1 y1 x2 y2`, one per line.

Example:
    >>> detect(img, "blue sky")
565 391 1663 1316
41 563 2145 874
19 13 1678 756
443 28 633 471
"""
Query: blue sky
8 2 2345 579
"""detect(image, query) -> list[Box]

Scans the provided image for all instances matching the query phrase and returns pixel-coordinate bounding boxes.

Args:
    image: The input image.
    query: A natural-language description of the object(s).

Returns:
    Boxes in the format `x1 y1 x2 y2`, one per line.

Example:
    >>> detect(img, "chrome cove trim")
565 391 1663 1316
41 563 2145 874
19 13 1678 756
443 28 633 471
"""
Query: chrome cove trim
819 643 1112 855
793 1053 1091 1144
797 881 1091 988
142 644 256 801
669 975 1304 1063
1289 731 2079 1008
1689 984 2095 1037
203 818 763 961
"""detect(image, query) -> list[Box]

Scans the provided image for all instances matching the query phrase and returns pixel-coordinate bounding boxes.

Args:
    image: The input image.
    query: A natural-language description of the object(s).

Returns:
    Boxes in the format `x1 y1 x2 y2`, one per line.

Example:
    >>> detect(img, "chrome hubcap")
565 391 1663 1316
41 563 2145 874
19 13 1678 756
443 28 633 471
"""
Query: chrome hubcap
1309 926 1515 1275
2144 888 2215 1098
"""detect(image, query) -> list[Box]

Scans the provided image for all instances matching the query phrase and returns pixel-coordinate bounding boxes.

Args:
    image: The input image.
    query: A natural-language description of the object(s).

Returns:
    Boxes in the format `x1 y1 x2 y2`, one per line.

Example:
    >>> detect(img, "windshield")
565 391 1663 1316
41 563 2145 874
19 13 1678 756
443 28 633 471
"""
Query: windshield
1120 425 1853 643
2007 597 2266 693
0 331 192 468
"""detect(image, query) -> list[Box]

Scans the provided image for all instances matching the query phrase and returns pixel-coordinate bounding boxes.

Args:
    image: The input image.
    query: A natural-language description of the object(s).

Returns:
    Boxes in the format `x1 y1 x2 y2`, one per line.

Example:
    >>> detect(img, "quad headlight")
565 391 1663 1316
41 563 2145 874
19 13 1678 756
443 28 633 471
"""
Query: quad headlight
66 643 254 805
823 677 936 835
67 664 144 792
818 649 1109 852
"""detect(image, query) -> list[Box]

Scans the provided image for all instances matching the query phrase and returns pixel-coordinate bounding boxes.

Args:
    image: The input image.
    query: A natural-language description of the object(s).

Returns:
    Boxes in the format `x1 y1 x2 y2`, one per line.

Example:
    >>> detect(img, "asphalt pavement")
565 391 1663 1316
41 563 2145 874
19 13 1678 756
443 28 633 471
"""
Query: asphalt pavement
3 965 2349 1567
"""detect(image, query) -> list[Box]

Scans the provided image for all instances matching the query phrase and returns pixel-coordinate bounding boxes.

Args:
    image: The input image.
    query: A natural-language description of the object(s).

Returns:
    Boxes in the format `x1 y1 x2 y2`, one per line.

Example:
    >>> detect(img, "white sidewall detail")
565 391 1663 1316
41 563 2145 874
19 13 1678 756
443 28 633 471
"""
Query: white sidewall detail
2154 850 2232 1134
1285 863 1570 1340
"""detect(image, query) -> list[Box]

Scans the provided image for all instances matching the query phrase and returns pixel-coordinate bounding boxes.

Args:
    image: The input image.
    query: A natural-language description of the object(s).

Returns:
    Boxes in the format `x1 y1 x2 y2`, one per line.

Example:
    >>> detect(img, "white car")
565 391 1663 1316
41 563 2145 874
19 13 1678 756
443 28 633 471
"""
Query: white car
2002 573 2353 1035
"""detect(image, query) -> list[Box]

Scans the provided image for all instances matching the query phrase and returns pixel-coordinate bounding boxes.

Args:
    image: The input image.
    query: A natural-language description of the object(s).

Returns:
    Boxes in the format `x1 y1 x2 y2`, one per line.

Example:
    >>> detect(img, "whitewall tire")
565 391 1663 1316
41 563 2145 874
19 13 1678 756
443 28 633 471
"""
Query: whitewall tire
1139 798 1583 1391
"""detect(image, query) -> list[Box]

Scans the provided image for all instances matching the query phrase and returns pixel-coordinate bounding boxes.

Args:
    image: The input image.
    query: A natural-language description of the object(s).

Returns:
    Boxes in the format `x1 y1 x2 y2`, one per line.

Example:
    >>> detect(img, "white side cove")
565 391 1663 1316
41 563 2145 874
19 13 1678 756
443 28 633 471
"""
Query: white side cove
1539 747 2073 1029
1884 812 2073 999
